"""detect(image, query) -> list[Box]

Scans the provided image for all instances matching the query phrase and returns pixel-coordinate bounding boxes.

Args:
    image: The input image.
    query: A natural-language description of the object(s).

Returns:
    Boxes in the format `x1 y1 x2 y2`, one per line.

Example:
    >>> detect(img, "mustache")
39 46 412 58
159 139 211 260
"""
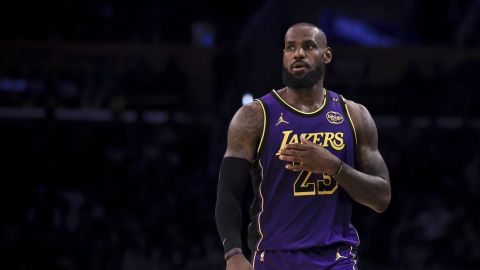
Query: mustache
291 61 310 68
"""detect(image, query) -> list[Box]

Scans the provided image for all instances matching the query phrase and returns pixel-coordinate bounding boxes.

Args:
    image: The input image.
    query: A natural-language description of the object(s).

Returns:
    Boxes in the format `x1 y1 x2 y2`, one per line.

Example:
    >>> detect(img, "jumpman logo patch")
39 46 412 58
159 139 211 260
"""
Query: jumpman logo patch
276 113 290 126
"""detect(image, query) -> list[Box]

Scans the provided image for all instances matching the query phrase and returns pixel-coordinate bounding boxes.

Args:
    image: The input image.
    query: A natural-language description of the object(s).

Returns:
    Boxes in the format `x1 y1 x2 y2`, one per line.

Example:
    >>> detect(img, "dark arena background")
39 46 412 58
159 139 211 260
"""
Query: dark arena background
1 0 479 269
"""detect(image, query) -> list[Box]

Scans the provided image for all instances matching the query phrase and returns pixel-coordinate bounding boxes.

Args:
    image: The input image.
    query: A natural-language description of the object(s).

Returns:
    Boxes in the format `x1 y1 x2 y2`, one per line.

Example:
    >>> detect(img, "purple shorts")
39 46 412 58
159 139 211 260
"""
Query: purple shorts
251 245 358 270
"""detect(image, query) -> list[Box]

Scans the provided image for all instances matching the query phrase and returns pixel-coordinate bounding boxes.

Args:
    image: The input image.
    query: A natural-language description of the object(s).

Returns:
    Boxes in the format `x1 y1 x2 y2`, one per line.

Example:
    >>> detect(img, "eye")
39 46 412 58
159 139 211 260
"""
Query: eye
285 44 295 51
305 43 316 50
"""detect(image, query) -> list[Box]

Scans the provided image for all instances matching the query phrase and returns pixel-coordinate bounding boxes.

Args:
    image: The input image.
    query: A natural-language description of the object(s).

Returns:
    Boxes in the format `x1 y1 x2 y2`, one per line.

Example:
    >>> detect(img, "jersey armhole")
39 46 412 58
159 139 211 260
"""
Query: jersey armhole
253 99 268 162
339 95 358 151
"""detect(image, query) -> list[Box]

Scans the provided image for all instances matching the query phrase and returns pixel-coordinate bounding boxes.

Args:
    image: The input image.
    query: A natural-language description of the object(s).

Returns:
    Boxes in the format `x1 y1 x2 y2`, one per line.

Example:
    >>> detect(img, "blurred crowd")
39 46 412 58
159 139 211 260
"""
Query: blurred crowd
0 55 190 110
1 117 223 270
1 58 479 269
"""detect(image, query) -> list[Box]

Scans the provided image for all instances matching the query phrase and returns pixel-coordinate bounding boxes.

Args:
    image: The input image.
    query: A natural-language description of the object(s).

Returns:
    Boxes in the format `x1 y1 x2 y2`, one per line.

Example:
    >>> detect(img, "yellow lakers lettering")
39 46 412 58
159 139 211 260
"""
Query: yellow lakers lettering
276 130 345 155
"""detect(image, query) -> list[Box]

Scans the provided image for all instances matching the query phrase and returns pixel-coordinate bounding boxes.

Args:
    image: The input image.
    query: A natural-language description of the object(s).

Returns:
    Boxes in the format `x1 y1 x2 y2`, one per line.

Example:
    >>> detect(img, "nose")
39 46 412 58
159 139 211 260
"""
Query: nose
294 47 305 59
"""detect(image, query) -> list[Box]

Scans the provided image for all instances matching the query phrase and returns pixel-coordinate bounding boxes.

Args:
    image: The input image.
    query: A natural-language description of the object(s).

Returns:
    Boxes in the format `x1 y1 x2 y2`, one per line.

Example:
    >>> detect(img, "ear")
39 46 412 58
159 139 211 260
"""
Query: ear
324 47 332 64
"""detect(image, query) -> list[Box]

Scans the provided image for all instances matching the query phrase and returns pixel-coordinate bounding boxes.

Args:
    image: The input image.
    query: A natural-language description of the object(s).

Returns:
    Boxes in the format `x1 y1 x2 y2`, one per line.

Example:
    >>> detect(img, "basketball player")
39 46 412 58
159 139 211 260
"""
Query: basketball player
215 22 391 270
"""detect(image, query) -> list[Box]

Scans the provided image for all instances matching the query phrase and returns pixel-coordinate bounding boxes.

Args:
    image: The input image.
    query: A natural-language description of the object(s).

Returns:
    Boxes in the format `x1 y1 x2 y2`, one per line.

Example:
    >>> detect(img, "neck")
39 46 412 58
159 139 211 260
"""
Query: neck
285 83 325 106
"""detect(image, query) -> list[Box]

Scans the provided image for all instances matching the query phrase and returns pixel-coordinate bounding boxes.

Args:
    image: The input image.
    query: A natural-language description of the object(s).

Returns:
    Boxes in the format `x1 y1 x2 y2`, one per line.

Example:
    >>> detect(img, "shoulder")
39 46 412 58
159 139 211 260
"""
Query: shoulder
344 99 370 121
344 98 378 146
225 101 264 160
230 101 264 128
228 100 264 143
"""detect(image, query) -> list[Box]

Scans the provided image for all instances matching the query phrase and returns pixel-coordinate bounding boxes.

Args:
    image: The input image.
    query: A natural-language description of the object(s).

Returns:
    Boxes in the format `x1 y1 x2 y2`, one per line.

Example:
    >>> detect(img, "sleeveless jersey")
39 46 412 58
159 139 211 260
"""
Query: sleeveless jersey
248 89 360 252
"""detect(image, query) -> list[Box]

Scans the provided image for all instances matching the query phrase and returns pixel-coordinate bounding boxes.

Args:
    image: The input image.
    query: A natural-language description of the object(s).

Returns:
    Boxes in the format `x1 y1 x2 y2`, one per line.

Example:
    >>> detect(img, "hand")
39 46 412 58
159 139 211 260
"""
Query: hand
279 134 341 175
226 254 253 270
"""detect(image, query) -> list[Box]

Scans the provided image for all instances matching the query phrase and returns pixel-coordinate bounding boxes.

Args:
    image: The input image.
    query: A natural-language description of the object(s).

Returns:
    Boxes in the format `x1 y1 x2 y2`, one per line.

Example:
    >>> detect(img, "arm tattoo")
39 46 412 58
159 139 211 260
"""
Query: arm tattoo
350 102 388 180
225 102 263 161
358 104 379 150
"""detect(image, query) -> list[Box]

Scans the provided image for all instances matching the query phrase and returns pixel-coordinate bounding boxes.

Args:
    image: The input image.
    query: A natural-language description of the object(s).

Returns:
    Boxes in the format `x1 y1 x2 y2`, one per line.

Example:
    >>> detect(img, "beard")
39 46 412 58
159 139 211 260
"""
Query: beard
282 62 325 89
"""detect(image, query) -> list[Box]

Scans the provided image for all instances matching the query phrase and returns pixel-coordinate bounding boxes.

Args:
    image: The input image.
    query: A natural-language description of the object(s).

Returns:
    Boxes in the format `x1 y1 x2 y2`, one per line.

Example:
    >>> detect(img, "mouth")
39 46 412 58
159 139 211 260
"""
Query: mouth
291 61 309 72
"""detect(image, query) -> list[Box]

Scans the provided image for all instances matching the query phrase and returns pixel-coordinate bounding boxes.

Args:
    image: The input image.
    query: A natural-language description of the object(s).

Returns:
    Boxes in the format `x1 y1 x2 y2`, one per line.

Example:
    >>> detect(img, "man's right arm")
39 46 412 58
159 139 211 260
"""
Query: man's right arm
215 101 263 269
224 101 263 161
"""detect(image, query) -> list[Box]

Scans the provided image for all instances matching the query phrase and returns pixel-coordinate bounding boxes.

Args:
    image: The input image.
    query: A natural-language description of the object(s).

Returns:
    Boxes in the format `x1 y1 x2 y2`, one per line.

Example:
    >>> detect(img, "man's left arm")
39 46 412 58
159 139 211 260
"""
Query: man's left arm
334 101 391 213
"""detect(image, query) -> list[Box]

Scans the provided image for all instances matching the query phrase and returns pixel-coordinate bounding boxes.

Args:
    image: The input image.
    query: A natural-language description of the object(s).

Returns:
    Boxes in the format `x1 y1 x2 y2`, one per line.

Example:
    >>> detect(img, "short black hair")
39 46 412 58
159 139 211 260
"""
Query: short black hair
286 22 328 46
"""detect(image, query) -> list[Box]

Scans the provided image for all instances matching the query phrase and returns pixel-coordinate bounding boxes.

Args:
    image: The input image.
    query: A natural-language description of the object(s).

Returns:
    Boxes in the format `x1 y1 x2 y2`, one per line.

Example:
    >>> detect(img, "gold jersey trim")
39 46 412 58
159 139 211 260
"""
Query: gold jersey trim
255 99 267 156
350 245 358 270
352 225 361 246
343 99 358 147
272 88 327 115
255 159 265 251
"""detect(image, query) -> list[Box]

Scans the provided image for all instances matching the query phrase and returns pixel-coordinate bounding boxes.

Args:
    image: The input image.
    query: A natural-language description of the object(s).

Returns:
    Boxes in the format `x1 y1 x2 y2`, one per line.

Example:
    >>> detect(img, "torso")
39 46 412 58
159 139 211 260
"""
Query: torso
247 88 360 251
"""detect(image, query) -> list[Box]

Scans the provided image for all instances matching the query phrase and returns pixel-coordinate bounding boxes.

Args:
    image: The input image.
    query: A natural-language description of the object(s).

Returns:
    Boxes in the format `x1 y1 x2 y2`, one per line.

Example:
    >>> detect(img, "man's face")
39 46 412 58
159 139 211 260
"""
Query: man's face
282 26 331 89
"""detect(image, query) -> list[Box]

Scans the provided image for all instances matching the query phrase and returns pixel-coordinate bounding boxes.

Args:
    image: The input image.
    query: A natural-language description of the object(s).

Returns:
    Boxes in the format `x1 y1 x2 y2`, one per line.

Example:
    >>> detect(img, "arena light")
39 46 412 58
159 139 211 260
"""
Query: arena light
242 92 254 105
328 14 398 47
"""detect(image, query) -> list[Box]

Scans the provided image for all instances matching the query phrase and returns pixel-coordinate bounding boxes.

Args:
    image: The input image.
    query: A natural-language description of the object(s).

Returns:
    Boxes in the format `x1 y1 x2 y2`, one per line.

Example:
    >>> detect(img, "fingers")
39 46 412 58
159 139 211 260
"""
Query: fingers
279 148 305 162
300 134 314 145
279 148 304 157
284 143 308 150
284 135 315 150
280 135 318 168
285 163 306 171
279 154 302 162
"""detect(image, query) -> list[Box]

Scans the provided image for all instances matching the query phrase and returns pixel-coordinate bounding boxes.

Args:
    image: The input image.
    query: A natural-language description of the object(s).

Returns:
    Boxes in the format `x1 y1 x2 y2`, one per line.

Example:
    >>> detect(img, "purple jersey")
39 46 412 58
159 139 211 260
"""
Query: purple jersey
248 89 360 252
